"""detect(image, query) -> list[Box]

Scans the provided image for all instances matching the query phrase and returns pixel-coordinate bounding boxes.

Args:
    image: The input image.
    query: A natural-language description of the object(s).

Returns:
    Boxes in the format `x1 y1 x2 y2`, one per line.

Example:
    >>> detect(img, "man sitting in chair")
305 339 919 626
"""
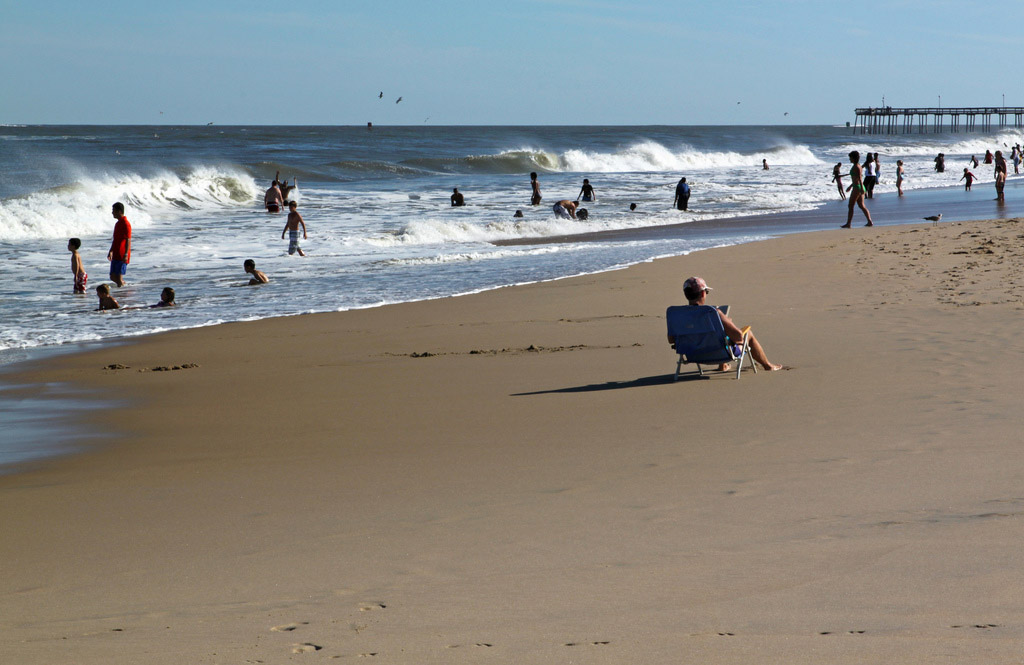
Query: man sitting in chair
669 276 782 372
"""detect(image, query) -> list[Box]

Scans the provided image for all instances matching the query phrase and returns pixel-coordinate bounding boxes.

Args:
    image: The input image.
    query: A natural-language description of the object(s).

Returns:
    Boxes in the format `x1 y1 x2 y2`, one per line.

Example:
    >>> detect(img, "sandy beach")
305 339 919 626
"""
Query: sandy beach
5 218 1024 664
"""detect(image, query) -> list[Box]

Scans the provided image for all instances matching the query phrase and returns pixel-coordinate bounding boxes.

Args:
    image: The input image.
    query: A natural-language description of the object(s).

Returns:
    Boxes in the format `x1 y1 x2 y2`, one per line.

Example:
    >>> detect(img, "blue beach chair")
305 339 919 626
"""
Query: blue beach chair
666 305 756 380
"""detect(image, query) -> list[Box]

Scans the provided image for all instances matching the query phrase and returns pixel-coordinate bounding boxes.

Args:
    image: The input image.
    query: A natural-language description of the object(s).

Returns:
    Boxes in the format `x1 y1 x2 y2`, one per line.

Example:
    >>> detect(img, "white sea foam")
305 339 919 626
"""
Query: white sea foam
841 129 1024 159
561 142 823 172
377 245 571 267
443 141 824 175
0 166 260 241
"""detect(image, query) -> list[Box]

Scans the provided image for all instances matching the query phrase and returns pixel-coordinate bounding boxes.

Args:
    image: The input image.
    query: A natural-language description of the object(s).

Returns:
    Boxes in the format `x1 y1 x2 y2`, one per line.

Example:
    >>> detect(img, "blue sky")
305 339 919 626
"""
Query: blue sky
1 1 1016 125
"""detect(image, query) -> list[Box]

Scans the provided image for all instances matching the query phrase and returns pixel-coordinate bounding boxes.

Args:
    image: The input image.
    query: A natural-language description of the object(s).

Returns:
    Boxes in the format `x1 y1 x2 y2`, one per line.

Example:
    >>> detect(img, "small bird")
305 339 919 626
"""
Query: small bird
379 91 383 99
924 214 942 225
395 96 403 104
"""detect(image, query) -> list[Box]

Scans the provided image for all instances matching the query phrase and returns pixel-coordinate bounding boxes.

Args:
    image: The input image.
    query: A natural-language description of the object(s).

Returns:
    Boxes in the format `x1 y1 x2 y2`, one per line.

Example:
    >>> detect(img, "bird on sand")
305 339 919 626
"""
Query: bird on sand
924 214 942 225
395 96 403 104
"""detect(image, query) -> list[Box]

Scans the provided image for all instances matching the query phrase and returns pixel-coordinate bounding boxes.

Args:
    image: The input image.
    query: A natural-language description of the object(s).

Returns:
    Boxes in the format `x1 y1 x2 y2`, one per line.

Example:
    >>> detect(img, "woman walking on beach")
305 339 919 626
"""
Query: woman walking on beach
842 150 873 228
994 150 1007 203
896 160 905 197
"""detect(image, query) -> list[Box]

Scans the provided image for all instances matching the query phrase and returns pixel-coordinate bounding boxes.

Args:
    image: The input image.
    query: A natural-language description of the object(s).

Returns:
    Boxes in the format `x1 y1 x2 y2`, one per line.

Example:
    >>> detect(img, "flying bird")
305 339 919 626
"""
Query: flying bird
784 112 789 116
379 91 383 99
396 96 403 104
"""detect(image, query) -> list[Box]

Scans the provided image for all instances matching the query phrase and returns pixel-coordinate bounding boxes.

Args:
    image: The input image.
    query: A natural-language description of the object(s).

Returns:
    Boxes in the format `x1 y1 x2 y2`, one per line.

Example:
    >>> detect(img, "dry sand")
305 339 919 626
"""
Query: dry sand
4 219 1024 664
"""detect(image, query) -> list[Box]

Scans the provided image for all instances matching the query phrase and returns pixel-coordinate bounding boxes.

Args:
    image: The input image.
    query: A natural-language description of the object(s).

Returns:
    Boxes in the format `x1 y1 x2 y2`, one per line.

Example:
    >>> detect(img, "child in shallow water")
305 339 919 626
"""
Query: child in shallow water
960 168 978 191
96 284 119 310
244 259 269 286
152 287 175 307
69 237 87 294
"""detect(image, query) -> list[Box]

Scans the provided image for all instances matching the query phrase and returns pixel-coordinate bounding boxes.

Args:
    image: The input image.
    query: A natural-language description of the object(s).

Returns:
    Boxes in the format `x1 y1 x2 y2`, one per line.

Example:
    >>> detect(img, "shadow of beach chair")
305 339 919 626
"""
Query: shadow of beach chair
666 305 756 381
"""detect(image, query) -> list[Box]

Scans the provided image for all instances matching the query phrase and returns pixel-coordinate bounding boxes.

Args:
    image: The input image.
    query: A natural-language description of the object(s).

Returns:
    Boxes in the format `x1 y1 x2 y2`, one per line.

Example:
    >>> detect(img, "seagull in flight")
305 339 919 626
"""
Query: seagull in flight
396 96 403 104
379 91 383 99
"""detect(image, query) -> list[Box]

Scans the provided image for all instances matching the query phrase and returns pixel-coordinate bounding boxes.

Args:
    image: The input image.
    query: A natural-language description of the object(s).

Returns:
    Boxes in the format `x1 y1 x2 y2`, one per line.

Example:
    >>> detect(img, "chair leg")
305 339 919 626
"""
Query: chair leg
675 356 683 382
737 337 753 379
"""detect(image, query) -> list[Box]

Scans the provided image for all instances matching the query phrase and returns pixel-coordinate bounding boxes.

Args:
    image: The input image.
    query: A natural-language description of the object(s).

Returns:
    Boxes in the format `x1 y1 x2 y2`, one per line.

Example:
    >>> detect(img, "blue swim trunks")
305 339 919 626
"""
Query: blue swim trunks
110 260 128 277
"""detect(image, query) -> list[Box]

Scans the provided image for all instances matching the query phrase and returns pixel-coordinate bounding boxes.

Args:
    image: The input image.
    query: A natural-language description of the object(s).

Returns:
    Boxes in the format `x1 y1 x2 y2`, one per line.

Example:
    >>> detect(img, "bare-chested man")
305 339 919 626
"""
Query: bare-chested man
281 178 297 204
530 172 542 205
552 199 578 220
264 181 283 213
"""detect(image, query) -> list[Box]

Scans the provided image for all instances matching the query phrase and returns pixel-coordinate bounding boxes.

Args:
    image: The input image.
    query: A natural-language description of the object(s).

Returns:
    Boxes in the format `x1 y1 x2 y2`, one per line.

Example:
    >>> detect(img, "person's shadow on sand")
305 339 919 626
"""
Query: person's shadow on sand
512 372 718 396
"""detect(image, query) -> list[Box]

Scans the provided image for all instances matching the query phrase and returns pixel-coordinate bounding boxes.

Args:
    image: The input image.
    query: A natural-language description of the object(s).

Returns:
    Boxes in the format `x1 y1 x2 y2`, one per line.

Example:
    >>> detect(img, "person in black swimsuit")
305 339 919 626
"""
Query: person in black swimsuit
576 178 595 202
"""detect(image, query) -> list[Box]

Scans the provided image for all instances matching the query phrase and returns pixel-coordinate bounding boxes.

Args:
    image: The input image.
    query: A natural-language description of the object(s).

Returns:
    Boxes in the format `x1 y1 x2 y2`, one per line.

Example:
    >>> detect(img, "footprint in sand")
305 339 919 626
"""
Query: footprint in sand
291 643 322 653
271 622 308 632
359 602 387 611
358 653 378 658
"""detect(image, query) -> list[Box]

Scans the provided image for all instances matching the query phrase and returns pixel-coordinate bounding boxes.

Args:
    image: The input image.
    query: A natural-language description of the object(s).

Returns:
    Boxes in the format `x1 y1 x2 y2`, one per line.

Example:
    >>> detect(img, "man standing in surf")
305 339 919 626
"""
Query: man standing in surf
107 202 131 287
530 172 542 206
264 181 283 213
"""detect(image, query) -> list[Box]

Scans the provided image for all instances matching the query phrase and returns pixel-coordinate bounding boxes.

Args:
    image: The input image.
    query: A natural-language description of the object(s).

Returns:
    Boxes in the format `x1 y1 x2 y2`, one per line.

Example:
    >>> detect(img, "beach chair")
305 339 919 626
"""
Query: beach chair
666 305 756 380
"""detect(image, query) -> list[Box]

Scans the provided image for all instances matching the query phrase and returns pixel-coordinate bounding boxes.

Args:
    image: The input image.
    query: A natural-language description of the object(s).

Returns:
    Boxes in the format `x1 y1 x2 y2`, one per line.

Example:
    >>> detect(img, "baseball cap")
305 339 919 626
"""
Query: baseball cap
683 276 712 293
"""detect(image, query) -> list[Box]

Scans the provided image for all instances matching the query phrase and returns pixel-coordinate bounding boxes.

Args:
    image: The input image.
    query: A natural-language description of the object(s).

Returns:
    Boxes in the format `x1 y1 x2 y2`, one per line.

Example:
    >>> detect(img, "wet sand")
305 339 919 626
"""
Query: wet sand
4 218 1024 663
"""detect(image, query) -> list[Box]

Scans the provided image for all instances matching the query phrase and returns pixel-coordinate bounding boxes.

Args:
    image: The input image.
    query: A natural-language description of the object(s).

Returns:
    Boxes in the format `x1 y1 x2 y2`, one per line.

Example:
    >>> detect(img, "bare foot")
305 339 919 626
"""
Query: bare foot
864 223 874 227
840 224 851 228
761 363 783 371
718 363 731 371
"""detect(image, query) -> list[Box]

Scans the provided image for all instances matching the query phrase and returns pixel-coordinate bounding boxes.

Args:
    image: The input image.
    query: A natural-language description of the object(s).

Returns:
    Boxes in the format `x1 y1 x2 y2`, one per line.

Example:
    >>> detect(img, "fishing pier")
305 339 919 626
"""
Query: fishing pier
853 107 1024 134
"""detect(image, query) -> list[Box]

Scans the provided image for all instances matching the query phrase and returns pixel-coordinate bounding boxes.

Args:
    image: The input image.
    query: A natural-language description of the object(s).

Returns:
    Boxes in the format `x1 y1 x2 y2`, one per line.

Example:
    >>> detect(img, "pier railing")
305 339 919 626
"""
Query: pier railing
854 107 1024 134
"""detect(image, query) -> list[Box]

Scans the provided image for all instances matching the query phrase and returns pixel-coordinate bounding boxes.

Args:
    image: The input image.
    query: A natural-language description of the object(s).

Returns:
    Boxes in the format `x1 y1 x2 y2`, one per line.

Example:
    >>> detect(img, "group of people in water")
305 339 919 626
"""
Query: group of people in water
838 144 1017 228
71 196 278 311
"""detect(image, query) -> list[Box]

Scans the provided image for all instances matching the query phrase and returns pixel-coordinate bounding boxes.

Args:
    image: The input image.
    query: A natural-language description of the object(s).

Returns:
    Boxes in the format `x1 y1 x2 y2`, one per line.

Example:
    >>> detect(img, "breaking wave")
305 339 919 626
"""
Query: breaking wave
0 166 261 240
394 141 822 175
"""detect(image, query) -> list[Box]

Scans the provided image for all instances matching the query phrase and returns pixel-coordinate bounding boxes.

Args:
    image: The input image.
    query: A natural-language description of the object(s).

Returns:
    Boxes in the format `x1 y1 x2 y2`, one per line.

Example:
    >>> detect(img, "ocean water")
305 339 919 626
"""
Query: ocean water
2 123 1023 360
